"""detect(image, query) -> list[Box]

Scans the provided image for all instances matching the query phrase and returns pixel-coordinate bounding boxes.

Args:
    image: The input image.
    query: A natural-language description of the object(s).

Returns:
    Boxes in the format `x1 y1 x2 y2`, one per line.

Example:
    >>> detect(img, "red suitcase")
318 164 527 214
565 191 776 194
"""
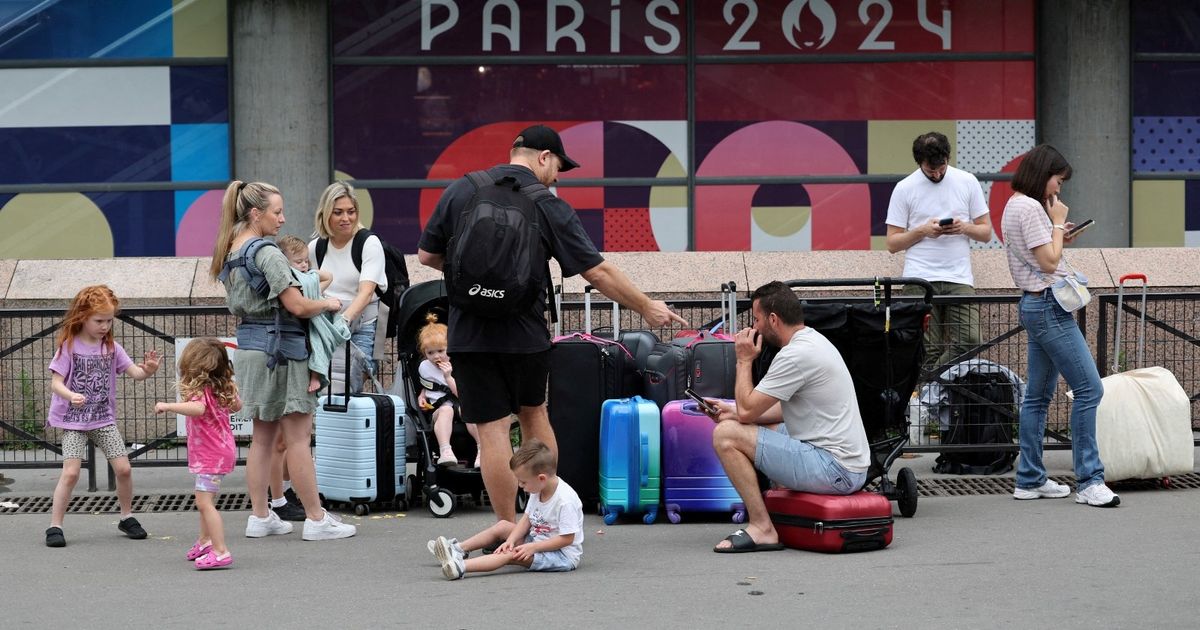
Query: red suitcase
764 489 893 553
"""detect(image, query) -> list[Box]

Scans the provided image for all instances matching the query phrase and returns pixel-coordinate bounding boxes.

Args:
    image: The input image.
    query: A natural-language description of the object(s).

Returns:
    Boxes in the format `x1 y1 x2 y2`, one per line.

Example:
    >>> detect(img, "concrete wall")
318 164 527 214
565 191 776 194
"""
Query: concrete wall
231 0 328 240
2 249 1195 307
1038 0 1131 247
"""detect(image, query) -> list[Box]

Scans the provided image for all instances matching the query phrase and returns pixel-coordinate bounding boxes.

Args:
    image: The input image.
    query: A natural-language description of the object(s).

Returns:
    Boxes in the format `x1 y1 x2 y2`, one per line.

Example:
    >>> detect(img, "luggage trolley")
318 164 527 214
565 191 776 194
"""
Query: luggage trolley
779 278 933 517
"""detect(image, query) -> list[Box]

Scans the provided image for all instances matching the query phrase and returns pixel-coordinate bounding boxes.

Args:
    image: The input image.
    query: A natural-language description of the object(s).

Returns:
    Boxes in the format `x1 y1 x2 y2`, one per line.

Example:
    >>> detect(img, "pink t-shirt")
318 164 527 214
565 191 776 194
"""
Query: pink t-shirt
1001 194 1068 292
186 387 236 475
47 339 133 431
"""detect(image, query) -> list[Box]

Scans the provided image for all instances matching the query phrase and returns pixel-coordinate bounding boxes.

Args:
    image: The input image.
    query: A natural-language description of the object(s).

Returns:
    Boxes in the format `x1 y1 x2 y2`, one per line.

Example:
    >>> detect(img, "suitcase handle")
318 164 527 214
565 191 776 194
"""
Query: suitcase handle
639 434 649 487
1113 273 1148 372
840 527 889 541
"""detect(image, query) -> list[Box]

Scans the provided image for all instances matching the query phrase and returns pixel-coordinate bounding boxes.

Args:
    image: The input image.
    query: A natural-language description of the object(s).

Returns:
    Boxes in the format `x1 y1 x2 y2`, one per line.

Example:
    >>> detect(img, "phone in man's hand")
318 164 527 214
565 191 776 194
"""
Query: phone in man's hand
684 388 719 417
938 217 954 227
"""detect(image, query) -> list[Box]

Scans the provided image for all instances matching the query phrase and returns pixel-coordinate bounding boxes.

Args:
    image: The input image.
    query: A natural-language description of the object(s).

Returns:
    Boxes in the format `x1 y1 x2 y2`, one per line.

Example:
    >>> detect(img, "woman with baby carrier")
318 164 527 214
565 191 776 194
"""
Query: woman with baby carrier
211 180 358 541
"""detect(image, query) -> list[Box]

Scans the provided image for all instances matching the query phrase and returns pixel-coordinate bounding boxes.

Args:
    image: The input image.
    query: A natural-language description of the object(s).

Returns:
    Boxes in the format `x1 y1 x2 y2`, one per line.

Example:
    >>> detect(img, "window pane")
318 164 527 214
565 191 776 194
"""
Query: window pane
333 63 685 180
694 0 1033 55
0 0 227 60
332 0 686 57
1133 2 1200 54
695 61 1033 125
0 189 206 257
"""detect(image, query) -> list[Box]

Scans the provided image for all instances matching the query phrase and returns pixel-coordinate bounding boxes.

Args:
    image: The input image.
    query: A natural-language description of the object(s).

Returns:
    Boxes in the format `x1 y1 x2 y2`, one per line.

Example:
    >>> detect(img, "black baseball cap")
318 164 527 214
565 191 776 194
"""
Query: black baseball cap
512 125 580 172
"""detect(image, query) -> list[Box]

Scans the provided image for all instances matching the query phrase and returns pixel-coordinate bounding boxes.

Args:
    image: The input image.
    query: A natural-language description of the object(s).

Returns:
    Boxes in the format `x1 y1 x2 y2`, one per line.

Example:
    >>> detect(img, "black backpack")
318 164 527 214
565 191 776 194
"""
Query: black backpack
445 170 553 318
933 371 1018 475
315 229 410 338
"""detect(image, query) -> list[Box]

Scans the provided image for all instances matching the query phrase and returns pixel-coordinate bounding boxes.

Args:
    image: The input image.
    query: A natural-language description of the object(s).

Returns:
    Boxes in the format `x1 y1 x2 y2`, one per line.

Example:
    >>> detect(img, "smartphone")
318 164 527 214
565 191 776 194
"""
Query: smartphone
938 217 954 227
1066 218 1095 237
683 388 719 416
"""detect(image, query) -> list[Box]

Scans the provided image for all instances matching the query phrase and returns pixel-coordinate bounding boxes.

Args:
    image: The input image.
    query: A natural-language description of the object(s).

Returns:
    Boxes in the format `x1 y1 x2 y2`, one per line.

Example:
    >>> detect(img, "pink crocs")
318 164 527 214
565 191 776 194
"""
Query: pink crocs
194 550 233 570
186 540 212 561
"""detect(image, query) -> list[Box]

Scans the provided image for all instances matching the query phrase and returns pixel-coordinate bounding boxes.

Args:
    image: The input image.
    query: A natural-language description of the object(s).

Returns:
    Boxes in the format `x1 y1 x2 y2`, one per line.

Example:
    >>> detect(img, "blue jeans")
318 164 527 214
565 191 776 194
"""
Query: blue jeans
1016 293 1105 490
350 319 377 376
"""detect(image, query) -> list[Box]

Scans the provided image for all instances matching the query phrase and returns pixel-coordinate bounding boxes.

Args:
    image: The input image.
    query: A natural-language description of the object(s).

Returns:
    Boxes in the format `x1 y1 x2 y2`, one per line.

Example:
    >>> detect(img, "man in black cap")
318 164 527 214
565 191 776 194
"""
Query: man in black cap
417 124 686 523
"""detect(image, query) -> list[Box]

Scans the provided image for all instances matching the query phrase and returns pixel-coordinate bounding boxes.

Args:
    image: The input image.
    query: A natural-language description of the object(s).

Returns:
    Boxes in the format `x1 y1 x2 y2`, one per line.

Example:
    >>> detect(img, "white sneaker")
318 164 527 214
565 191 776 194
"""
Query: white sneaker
246 510 293 537
302 509 357 540
1075 483 1121 507
441 553 465 580
1013 479 1071 500
431 536 463 563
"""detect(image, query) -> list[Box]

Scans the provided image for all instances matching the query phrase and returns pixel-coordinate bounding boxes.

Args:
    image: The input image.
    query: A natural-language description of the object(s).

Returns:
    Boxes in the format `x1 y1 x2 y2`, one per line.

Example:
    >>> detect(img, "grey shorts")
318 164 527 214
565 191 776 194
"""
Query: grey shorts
61 425 127 460
754 425 866 494
525 535 578 572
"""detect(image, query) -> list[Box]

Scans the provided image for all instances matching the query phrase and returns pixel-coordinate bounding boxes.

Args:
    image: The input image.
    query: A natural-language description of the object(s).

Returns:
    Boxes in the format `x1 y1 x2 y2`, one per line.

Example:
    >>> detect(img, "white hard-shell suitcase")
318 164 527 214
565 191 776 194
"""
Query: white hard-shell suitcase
315 345 406 515
1094 274 1194 483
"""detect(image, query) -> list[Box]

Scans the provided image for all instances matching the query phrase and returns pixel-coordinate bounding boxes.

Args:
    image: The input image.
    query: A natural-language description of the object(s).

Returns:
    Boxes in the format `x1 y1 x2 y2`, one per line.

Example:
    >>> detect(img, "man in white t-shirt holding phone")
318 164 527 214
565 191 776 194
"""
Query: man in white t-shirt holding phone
885 132 993 375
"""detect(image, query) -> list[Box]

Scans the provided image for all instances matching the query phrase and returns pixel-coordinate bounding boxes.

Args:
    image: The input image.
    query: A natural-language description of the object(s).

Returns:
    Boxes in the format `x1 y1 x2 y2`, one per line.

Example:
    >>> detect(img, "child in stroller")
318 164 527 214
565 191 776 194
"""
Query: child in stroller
416 312 482 469
392 280 486 517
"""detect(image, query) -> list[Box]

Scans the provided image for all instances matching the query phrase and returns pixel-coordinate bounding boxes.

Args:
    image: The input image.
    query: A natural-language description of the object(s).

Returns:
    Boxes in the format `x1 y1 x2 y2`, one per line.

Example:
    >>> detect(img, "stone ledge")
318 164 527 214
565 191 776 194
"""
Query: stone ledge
0 247 1197 307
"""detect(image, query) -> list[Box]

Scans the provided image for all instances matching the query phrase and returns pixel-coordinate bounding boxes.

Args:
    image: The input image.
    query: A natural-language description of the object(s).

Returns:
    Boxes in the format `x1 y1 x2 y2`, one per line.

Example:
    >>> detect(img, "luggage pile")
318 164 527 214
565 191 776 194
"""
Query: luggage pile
549 284 745 525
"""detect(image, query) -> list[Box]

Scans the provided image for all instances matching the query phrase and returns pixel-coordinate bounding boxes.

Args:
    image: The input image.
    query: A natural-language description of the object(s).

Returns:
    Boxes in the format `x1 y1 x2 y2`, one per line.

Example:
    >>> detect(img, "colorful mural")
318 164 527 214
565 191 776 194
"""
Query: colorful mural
333 0 1037 253
0 0 229 258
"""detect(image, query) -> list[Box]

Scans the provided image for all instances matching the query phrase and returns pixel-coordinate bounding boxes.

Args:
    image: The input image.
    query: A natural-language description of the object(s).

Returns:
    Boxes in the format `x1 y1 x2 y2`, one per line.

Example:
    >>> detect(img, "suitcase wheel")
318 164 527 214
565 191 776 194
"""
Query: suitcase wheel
732 509 746 524
354 503 370 517
428 487 456 518
602 507 618 526
666 508 681 525
642 507 657 525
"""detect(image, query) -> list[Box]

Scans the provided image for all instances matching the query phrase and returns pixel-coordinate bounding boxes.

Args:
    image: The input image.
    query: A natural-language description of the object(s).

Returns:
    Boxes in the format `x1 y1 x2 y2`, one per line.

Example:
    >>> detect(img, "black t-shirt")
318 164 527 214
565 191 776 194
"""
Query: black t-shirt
418 164 604 353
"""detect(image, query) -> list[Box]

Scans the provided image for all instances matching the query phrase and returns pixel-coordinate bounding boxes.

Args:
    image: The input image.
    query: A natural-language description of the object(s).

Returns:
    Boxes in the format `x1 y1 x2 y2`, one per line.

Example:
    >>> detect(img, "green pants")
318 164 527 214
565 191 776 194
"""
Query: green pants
902 281 980 376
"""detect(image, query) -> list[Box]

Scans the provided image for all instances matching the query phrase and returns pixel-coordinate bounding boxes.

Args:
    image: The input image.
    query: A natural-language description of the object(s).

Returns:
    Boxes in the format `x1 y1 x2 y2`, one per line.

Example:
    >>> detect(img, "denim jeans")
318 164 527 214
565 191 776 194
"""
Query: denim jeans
1016 292 1105 490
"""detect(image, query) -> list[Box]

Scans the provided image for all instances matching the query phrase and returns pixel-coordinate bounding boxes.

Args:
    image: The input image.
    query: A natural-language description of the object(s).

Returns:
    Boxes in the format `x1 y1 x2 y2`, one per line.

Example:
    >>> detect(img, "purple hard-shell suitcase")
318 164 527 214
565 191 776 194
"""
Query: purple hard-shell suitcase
661 399 745 524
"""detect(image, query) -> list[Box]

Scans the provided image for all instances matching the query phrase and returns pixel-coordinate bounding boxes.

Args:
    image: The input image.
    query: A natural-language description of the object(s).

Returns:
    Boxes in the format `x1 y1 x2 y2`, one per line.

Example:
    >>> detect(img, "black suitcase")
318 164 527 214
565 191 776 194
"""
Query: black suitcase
644 283 738 408
584 285 660 373
548 288 641 510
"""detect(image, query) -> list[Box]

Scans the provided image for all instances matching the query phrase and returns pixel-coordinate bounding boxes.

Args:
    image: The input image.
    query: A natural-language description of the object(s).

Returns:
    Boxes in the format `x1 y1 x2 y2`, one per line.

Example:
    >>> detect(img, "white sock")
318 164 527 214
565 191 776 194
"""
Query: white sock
270 497 287 508
119 512 132 520
283 481 293 493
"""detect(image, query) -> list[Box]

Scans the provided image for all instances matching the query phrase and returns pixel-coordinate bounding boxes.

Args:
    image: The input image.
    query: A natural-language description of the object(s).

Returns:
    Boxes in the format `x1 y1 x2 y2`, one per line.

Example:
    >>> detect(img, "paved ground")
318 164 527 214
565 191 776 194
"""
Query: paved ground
2 450 1198 629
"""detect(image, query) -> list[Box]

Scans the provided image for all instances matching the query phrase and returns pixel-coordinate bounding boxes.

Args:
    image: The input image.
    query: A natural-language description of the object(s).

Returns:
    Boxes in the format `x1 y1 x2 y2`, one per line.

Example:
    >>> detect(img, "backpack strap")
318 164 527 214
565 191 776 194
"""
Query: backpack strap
466 170 494 190
315 237 329 268
217 237 276 296
350 229 386 301
517 181 558 325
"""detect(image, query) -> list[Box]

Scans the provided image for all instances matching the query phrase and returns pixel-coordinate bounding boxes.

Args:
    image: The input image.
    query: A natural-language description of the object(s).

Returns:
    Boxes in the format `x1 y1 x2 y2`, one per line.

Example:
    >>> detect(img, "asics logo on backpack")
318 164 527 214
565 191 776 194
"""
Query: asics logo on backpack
468 284 506 299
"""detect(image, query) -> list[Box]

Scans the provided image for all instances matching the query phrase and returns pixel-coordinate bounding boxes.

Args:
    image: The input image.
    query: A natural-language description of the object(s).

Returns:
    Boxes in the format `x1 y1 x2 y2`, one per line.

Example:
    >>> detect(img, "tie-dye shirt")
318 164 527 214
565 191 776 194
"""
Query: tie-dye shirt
186 387 236 475
47 340 133 431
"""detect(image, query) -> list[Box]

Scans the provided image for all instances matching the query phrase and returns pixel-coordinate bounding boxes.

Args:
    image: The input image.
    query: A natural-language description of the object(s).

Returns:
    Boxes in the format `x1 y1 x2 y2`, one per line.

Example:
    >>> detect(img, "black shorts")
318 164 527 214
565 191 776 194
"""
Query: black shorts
450 351 550 424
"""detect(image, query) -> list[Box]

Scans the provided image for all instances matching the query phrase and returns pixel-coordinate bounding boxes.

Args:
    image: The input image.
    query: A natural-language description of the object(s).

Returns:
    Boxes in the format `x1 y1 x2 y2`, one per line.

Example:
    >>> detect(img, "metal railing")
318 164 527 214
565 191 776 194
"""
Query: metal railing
2 289 1197 490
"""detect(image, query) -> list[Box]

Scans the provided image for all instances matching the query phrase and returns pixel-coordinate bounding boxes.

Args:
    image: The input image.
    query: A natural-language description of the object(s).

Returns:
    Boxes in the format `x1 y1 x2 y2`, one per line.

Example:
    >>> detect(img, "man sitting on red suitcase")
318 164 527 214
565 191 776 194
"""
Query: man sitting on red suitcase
709 281 871 553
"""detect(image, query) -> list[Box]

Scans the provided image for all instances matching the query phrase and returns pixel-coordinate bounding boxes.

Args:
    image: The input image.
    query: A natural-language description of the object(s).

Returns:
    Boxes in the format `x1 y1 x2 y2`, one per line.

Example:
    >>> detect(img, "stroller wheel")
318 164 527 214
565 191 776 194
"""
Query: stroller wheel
897 467 918 518
428 488 456 518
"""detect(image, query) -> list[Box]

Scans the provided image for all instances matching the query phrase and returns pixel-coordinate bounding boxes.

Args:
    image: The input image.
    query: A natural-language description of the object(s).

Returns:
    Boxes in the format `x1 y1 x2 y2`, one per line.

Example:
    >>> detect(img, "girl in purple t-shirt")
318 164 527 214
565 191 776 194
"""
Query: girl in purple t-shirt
155 338 242 570
45 285 160 548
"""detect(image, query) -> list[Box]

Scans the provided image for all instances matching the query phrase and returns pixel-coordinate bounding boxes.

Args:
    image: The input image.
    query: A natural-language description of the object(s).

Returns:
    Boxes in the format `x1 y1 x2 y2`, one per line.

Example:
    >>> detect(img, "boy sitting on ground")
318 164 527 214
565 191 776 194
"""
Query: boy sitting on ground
429 438 583 580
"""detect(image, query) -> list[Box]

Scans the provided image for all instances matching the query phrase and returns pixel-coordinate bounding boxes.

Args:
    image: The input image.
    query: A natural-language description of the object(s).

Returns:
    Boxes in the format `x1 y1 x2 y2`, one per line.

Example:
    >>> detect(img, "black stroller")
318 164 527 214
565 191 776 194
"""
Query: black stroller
391 279 485 517
780 278 933 518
